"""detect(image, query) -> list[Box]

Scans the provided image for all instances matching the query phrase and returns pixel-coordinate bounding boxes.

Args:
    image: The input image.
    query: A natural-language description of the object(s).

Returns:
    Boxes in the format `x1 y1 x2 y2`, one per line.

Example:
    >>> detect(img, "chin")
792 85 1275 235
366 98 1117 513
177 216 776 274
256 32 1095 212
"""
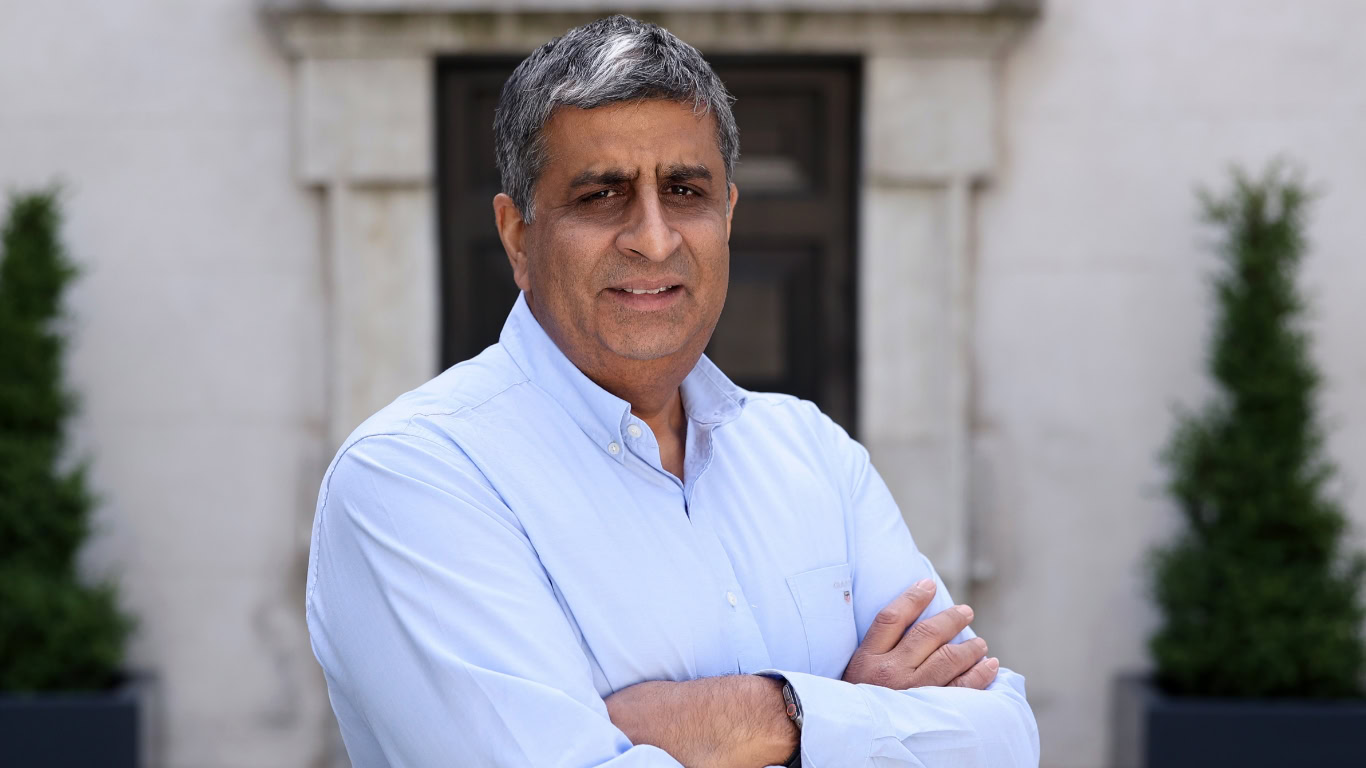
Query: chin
595 308 719 363
605 337 688 362
597 323 699 361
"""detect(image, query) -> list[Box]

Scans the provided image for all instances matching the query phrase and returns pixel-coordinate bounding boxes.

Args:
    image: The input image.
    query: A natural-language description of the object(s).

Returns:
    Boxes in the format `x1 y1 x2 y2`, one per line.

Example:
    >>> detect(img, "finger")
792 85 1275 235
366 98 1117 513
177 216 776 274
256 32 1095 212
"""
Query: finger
911 636 987 687
948 656 1000 690
860 578 937 655
895 603 975 668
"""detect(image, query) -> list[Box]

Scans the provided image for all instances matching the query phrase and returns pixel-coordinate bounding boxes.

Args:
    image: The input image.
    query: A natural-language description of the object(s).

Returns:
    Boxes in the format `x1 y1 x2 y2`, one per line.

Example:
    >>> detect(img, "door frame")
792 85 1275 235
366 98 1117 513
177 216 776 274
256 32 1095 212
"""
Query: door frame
433 53 863 432
269 0 1036 604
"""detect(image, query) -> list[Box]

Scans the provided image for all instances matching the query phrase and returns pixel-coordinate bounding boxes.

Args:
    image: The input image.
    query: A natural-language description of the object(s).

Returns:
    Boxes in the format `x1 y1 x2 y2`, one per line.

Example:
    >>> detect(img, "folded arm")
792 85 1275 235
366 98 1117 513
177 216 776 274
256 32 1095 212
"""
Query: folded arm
309 433 794 767
761 409 1040 767
611 409 1039 768
310 434 685 766
615 571 1036 768
309 420 1037 767
605 675 798 768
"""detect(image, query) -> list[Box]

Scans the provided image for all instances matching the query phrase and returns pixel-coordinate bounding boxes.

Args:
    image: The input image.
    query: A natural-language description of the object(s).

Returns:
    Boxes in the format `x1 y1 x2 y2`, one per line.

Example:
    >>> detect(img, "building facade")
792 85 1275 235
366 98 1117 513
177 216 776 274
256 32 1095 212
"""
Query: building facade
2 0 1364 765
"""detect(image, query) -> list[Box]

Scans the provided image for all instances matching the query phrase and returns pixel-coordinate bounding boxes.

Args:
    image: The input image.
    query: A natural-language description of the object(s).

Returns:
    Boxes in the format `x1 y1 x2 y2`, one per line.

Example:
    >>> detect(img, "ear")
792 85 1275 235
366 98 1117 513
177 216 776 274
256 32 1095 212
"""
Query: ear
724 182 740 241
493 193 532 293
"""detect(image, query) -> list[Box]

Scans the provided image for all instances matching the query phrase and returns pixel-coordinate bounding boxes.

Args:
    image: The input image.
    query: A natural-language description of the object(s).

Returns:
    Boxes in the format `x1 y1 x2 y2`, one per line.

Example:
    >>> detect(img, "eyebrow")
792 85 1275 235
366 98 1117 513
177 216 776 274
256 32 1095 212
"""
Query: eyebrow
566 163 714 191
662 163 713 184
567 168 639 190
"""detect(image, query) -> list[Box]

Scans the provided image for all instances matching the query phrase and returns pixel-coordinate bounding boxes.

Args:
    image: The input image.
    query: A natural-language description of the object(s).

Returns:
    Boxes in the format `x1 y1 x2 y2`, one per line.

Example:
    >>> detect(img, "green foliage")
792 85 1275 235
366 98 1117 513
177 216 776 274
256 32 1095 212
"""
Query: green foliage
1150 163 1366 698
0 189 131 692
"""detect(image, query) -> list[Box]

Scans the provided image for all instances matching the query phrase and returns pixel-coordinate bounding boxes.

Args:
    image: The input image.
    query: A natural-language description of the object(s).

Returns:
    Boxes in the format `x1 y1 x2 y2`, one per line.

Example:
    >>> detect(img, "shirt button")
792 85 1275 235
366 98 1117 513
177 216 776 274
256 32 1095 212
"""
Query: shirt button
726 591 738 607
626 424 642 439
608 442 621 455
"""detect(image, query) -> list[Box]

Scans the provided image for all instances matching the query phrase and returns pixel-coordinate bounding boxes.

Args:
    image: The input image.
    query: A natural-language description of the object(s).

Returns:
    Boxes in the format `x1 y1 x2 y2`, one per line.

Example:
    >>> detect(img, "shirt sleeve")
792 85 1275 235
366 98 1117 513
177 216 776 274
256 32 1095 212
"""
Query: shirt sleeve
761 410 1039 768
306 432 683 767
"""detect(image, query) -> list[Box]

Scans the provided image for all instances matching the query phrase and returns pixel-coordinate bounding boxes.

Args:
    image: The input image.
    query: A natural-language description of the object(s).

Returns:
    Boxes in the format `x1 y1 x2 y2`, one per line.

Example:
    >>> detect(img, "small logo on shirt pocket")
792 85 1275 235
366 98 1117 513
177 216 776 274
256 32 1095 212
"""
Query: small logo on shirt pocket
789 565 856 618
787 563 859 677
834 577 852 604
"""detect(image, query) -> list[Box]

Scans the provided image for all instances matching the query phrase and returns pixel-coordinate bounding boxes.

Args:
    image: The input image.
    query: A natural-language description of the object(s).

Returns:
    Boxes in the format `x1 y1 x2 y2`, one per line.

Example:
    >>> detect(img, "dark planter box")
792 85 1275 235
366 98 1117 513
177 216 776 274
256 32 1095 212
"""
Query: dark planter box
0 678 139 768
1113 674 1366 768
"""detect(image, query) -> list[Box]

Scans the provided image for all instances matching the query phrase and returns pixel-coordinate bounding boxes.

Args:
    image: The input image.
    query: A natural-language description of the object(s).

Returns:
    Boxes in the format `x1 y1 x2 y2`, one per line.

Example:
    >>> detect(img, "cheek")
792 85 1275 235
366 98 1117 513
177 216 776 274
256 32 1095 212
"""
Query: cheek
686 221 731 281
709 260 730 317
528 226 606 299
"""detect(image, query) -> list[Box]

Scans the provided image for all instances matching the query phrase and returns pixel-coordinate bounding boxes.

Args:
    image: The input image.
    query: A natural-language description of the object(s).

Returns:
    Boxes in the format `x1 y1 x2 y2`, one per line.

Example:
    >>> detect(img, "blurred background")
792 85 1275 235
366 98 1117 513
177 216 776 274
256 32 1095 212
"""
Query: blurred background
2 1 1364 766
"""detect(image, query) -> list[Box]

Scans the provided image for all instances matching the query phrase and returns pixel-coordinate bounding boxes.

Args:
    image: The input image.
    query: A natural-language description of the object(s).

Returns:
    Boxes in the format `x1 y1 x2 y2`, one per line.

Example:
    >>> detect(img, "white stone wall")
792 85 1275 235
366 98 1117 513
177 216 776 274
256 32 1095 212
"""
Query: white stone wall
973 1 1366 765
0 1 335 765
4 1 1365 767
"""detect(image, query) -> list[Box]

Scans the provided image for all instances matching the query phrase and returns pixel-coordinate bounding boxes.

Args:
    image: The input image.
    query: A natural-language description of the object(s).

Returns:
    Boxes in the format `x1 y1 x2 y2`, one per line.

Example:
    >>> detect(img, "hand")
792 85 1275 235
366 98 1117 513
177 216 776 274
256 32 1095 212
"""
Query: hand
841 578 999 691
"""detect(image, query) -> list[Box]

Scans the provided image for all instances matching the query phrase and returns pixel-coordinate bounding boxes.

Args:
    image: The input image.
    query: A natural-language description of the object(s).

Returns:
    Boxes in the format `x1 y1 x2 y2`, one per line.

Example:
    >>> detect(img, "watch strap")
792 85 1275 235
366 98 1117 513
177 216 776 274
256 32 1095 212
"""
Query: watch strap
780 681 803 731
780 680 802 767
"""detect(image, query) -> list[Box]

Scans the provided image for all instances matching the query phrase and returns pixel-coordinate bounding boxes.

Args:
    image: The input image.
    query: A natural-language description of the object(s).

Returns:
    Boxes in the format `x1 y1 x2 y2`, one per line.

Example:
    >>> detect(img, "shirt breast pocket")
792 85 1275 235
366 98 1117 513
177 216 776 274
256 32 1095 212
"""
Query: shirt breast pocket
786 563 858 679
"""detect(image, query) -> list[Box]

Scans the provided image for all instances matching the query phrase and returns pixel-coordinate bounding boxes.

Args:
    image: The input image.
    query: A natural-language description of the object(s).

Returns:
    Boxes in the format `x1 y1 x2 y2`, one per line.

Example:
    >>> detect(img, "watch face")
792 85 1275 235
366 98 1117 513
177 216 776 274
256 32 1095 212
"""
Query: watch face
782 683 801 723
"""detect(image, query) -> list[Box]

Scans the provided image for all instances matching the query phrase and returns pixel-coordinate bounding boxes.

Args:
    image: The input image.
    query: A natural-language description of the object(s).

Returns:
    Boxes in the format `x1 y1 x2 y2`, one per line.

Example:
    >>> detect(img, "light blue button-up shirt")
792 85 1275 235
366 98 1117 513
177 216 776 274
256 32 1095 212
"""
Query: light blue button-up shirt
307 293 1039 767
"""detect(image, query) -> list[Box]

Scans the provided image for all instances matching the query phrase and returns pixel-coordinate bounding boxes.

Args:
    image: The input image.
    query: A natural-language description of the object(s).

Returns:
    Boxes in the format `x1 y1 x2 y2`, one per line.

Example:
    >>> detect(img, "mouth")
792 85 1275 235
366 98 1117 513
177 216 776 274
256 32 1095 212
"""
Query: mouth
612 285 678 295
606 282 684 311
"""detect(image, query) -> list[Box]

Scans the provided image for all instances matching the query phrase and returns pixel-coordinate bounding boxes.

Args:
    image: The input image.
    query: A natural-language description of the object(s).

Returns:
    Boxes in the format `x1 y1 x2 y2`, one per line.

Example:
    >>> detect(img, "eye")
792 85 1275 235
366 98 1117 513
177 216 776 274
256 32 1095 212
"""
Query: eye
583 189 619 202
669 185 698 197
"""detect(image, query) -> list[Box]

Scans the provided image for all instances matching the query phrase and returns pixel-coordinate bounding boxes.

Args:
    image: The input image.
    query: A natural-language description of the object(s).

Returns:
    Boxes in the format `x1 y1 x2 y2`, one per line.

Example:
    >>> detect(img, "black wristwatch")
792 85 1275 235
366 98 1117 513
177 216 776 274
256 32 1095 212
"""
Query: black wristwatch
780 680 803 767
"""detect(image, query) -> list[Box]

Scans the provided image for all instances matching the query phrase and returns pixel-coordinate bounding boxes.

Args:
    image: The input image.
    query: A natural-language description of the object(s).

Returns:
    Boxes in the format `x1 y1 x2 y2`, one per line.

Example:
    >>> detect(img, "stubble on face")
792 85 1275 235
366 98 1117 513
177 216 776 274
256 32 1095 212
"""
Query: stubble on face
588 256 696 360
516 99 736 381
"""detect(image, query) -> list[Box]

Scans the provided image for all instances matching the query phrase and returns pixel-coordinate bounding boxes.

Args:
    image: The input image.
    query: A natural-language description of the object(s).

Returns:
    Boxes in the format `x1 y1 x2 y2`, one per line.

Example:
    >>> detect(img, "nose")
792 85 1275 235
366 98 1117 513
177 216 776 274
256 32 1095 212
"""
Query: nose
616 190 682 263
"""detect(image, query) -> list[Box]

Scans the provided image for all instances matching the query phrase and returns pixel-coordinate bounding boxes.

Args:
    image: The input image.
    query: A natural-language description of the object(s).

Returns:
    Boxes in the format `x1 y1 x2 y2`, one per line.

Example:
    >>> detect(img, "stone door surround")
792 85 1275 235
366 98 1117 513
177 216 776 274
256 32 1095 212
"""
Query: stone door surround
265 0 1038 598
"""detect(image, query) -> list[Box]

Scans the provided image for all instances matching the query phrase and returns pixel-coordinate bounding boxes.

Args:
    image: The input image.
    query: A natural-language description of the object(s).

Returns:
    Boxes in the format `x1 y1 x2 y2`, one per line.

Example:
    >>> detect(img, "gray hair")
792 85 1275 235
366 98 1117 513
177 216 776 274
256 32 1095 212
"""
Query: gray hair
493 15 739 223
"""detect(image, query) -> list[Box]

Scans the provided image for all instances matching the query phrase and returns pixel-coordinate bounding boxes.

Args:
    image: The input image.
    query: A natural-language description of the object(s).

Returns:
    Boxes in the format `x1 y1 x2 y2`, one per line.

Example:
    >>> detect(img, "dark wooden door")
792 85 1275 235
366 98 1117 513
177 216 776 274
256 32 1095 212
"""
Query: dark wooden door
436 56 860 433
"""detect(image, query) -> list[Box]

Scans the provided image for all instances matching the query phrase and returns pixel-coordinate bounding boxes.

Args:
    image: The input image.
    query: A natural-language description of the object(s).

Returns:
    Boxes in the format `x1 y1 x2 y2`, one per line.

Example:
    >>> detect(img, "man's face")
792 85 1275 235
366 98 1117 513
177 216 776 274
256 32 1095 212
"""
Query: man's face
506 99 737 369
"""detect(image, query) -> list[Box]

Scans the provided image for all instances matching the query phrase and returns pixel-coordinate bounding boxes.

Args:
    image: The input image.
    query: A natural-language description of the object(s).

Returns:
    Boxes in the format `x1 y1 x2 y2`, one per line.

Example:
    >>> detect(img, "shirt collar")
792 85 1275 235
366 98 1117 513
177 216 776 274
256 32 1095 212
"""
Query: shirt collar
499 292 747 462
679 353 747 427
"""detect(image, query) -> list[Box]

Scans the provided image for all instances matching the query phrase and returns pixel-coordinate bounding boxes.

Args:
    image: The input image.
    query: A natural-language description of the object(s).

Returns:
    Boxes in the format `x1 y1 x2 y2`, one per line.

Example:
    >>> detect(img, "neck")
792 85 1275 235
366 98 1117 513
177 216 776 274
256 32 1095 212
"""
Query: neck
588 355 692 441
599 360 690 481
524 295 705 456
624 382 687 442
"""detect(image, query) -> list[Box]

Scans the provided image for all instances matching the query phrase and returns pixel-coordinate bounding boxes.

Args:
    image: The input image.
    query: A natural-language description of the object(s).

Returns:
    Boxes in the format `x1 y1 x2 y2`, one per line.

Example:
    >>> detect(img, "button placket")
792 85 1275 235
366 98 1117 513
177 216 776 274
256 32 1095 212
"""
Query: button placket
687 478 773 673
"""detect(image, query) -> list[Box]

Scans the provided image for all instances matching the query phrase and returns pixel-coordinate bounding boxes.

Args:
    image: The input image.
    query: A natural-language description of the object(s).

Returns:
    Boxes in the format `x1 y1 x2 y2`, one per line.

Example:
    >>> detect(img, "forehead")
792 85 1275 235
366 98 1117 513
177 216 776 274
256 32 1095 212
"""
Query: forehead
539 99 722 179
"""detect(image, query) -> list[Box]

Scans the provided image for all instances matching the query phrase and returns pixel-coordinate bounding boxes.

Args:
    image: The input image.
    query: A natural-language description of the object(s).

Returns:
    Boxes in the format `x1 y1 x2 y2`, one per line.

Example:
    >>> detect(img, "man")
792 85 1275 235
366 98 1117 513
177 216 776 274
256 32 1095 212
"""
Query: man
307 15 1038 768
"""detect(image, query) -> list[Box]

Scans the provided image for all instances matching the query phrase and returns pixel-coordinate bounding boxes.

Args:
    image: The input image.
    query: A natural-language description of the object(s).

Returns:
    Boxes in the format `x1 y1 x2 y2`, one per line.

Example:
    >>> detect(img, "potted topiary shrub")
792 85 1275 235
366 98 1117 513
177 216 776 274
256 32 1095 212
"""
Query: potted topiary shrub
0 190 138 767
1113 164 1366 767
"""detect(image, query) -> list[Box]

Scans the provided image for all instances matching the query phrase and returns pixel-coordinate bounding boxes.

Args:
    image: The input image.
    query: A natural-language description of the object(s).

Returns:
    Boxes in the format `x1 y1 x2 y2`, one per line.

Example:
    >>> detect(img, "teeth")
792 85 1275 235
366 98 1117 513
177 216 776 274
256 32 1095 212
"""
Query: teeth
620 285 674 295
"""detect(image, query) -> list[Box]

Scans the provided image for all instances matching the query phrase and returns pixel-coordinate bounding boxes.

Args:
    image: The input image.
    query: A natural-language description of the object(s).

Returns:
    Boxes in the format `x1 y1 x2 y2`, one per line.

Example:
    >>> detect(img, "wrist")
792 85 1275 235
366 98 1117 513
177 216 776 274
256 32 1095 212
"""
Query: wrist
748 675 800 767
